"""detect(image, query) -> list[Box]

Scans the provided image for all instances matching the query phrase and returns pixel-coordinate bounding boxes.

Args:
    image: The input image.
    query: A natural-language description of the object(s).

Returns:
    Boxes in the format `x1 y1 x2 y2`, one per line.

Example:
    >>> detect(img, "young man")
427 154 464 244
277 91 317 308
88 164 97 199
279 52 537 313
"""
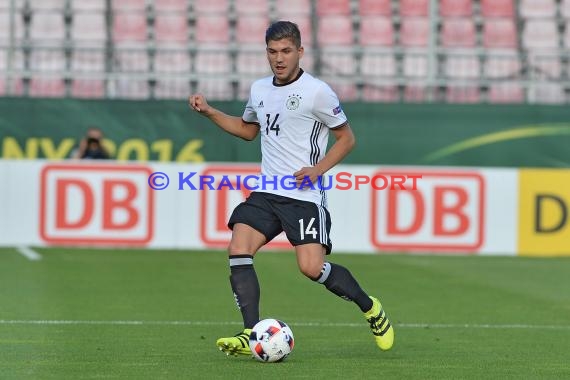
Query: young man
188 21 394 356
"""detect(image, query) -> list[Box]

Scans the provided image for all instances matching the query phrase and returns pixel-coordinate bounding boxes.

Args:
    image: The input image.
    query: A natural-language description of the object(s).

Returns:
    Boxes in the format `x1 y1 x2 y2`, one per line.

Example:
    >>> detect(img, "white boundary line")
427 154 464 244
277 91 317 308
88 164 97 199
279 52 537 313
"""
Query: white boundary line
0 320 568 330
15 246 42 261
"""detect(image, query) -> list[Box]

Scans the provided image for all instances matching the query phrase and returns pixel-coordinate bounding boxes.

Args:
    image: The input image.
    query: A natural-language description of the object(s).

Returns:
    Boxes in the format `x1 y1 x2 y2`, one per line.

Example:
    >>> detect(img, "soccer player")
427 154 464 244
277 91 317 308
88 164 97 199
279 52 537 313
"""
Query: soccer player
188 21 394 356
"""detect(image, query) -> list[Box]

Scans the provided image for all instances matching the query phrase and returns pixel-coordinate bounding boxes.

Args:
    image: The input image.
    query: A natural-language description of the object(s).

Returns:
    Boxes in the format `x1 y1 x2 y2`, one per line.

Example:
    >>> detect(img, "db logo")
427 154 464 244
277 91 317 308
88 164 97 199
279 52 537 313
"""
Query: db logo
39 164 154 245
371 171 485 252
200 165 290 248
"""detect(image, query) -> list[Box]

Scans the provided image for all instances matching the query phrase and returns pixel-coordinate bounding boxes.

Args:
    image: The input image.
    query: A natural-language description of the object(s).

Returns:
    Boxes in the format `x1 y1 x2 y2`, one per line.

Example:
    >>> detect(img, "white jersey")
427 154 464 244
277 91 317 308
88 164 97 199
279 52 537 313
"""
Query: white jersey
242 70 348 206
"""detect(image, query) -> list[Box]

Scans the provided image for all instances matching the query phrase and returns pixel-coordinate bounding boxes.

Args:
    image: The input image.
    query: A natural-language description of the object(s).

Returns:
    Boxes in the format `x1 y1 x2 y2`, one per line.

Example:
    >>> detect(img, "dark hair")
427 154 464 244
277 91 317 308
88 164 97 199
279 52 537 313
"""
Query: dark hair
265 21 302 48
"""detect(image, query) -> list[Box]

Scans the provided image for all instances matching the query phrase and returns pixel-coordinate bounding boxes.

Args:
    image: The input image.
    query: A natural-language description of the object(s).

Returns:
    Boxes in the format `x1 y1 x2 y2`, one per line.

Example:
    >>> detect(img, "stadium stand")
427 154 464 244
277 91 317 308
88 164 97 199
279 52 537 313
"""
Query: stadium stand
155 0 188 12
480 0 514 17
0 0 568 103
358 0 391 16
275 0 310 15
439 0 472 17
400 0 429 17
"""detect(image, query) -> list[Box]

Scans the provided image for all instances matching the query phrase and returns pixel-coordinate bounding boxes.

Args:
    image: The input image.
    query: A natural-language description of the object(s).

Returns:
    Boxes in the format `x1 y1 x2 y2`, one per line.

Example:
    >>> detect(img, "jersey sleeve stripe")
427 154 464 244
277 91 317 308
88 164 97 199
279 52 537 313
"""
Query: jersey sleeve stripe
329 121 348 129
242 119 261 126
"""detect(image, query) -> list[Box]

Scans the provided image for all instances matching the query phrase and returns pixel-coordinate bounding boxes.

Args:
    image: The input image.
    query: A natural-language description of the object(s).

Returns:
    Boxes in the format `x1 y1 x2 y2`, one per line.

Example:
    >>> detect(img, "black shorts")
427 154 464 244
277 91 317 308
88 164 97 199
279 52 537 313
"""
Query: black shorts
228 191 332 254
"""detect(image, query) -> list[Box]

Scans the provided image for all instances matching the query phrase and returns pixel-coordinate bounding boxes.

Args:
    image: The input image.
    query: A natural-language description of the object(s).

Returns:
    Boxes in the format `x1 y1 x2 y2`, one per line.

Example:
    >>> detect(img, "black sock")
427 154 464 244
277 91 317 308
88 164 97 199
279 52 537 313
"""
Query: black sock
229 255 260 329
315 262 373 312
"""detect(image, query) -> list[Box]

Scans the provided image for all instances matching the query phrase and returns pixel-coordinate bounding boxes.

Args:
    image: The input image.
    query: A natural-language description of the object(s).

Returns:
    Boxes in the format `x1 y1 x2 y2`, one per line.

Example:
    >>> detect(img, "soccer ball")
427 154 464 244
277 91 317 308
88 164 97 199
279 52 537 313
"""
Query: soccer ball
249 319 294 363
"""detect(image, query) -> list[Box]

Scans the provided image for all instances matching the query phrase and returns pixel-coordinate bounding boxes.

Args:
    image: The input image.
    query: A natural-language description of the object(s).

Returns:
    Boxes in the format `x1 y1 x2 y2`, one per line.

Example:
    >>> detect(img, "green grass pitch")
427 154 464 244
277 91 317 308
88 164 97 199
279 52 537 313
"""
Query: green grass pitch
1 247 569 379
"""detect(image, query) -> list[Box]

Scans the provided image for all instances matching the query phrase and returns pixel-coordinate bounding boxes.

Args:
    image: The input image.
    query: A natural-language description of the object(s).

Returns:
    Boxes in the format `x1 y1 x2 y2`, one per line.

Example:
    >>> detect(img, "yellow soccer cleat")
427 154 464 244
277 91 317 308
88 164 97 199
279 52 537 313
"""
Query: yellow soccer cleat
364 296 394 351
216 329 252 357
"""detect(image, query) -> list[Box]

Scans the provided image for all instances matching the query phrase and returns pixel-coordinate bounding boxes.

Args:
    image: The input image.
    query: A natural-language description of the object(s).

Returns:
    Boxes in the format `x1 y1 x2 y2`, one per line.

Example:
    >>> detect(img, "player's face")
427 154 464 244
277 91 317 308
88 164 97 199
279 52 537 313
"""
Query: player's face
266 38 304 84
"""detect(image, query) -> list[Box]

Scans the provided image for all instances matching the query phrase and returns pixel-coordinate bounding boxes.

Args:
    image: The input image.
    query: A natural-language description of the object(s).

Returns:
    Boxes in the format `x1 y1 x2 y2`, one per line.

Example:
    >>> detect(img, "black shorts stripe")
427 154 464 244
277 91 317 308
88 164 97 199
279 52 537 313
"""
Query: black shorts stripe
317 204 329 245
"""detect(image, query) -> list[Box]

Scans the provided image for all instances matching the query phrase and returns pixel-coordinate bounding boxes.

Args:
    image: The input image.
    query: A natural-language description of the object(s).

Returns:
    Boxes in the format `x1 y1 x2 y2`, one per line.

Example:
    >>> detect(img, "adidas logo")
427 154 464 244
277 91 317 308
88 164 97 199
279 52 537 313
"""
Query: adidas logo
258 100 264 108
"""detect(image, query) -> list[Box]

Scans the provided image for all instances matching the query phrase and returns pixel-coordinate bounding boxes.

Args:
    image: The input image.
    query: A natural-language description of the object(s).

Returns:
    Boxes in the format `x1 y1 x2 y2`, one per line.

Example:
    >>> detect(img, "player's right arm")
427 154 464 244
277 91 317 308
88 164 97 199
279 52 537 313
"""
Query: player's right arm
188 94 259 141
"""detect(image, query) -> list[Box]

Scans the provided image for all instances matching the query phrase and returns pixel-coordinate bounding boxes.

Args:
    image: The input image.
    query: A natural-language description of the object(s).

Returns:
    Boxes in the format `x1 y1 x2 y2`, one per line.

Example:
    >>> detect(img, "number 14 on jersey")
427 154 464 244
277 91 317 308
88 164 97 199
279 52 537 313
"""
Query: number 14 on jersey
265 113 280 136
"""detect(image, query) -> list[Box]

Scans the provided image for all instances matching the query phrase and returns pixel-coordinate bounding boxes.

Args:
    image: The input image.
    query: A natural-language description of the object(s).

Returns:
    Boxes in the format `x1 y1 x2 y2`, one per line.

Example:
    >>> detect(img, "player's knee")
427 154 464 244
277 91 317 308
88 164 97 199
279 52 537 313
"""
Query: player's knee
298 263 322 281
228 242 248 256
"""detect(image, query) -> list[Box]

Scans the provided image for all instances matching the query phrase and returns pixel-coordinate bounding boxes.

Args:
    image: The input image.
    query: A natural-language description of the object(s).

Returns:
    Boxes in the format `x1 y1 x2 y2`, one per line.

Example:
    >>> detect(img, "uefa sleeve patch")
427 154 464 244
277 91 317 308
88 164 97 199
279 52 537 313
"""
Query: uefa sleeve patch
332 105 342 115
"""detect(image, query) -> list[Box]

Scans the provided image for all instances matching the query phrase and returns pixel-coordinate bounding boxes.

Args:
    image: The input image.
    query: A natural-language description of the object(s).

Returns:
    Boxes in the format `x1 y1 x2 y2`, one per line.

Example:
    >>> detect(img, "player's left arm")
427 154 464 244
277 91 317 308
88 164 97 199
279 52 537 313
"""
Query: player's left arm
294 123 355 184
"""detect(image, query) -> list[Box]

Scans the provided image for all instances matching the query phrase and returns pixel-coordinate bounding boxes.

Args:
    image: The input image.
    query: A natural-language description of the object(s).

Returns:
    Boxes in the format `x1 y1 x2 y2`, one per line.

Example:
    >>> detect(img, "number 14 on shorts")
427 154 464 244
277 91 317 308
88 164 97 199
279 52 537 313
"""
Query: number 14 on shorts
298 218 317 240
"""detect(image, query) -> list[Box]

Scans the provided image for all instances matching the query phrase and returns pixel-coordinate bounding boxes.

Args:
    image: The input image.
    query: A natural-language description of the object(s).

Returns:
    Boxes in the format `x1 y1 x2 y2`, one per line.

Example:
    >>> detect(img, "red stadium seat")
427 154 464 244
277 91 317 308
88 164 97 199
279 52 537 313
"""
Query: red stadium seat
112 0 145 11
359 16 393 46
480 0 514 18
0 49 24 71
317 16 353 46
483 19 517 48
0 11 25 42
440 0 472 17
0 78 24 96
360 53 396 77
325 80 358 101
529 53 562 79
113 12 147 44
321 49 356 76
362 84 398 102
522 20 558 49
399 18 429 47
0 0 24 9
154 51 191 73
441 19 476 47
154 80 190 99
29 50 66 72
195 49 231 73
197 79 233 100
113 79 150 99
446 86 480 103
299 51 314 72
400 0 428 17
29 0 65 10
155 0 188 11
195 15 230 43
275 0 310 15
114 50 149 72
358 0 391 15
71 0 105 11
403 54 428 77
238 78 255 100
293 16 313 46
488 83 524 103
529 84 565 104
562 0 570 18
29 78 66 98
194 0 228 14
316 0 351 16
520 0 556 19
234 0 269 15
72 13 106 46
71 80 105 98
71 51 106 72
445 54 480 78
237 50 271 75
154 14 188 45
236 16 270 44
30 13 65 44
484 51 521 78
404 86 427 102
